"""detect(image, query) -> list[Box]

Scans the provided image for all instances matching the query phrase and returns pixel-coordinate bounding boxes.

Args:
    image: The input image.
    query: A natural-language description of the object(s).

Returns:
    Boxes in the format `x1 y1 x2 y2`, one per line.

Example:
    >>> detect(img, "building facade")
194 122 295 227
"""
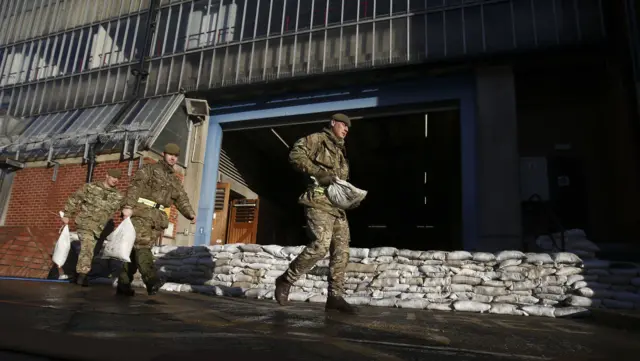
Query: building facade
1 1 639 253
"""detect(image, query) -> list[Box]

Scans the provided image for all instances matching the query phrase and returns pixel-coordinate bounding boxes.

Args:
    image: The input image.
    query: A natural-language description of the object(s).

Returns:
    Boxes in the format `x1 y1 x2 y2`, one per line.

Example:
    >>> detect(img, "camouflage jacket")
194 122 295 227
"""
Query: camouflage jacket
123 160 195 230
289 128 349 217
63 181 123 237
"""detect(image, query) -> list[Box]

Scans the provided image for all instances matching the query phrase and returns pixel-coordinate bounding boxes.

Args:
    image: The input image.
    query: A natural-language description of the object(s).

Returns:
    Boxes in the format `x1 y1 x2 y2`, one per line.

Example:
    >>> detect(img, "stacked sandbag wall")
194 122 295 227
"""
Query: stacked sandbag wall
149 241 640 317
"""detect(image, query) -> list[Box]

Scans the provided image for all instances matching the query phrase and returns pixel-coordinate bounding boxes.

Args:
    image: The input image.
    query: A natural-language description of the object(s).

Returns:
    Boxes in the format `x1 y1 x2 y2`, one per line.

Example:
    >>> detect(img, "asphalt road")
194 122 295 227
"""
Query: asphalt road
0 280 638 361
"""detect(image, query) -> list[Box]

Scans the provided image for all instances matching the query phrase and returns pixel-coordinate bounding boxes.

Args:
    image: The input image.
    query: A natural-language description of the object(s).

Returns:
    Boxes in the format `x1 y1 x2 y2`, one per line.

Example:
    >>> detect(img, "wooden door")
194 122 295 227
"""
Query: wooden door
226 198 260 244
210 183 231 245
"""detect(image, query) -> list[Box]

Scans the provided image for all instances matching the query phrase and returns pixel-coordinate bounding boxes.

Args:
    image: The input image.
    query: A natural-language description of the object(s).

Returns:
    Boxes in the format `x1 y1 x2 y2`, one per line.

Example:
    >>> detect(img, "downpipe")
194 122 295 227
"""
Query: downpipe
85 142 97 183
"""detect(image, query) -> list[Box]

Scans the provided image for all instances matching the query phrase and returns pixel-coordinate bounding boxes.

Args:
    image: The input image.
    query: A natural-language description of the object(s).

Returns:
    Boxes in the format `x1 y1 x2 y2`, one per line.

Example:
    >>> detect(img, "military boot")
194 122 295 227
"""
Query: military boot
325 295 357 315
146 279 164 296
76 273 89 287
274 275 292 306
116 284 135 297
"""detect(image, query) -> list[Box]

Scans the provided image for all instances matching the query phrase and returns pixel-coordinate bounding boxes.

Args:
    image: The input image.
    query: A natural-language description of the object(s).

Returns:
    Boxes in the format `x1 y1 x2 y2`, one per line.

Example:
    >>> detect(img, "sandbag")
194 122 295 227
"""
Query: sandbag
325 178 368 210
102 217 137 262
52 212 71 268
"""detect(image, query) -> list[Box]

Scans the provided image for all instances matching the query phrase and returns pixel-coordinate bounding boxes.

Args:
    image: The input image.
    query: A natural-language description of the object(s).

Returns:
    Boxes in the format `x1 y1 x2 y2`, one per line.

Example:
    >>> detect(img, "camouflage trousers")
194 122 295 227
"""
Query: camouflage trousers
117 215 161 288
117 247 158 288
76 229 97 275
284 207 350 297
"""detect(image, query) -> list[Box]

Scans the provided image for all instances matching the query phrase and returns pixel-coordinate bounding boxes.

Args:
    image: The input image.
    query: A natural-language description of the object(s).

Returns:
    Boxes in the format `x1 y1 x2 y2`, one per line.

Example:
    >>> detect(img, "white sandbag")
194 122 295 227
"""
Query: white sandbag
324 178 367 210
535 286 565 295
474 286 508 296
397 299 430 309
494 294 539 305
495 250 525 262
566 274 597 285
102 217 136 262
52 215 71 267
525 253 554 265
452 275 482 285
554 307 590 318
483 280 510 288
489 303 528 316
452 300 491 313
350 248 370 259
471 294 494 303
369 247 397 258
553 253 582 264
535 293 567 302
526 267 556 279
521 305 555 318
423 278 451 287
500 273 526 282
419 251 448 261
428 302 453 311
370 298 397 307
472 252 496 262
419 265 447 274
565 295 598 307
572 281 588 290
450 284 473 292
447 251 473 261
555 267 582 276
344 296 372 305
498 259 522 268
539 275 568 286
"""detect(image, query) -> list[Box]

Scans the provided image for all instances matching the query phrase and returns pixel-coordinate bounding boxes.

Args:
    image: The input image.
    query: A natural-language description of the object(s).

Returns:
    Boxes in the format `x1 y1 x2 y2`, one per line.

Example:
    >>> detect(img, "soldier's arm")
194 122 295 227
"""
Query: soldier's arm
173 185 196 220
288 135 323 177
122 165 151 209
63 184 89 218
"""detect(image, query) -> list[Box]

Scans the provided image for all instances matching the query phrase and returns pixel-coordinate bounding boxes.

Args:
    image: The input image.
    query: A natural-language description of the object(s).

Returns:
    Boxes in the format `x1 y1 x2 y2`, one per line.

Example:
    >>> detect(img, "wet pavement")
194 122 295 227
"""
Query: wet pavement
0 280 638 361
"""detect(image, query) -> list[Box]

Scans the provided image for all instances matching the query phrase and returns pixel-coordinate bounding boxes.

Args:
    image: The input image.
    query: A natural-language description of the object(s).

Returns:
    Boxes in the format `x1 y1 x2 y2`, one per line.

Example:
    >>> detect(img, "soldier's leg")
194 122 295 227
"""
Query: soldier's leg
328 216 350 297
75 230 97 286
116 248 138 296
134 247 162 295
275 208 334 305
325 216 357 314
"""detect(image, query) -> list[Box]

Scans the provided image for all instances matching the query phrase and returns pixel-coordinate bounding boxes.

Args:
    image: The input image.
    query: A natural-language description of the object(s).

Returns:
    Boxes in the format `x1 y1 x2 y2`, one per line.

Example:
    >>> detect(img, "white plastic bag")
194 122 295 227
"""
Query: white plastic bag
324 178 368 210
52 211 71 267
102 217 136 262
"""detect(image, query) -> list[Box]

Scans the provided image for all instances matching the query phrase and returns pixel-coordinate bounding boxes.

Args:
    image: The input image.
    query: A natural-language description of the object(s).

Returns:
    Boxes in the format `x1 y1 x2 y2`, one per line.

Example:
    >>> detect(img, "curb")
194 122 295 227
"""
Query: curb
589 308 640 332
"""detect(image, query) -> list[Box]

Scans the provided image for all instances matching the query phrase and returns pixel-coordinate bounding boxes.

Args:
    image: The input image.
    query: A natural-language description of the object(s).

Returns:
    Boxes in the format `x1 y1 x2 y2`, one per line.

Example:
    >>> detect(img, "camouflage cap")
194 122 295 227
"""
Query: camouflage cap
164 143 180 156
332 113 351 127
107 169 122 179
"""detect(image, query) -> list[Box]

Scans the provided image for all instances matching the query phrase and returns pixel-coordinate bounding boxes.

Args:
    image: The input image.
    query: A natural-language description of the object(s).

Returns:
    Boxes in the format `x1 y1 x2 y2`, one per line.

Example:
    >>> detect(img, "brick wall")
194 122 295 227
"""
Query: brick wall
0 226 58 278
4 157 184 240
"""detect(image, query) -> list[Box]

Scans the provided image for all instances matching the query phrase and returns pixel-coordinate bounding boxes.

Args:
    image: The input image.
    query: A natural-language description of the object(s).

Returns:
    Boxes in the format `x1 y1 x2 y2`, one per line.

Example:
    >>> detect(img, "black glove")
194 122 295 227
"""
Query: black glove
316 171 333 186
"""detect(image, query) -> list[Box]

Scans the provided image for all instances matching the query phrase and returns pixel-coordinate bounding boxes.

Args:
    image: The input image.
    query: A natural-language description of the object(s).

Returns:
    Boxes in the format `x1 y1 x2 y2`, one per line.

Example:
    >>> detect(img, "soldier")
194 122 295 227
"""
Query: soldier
275 113 358 314
62 169 124 287
117 143 196 297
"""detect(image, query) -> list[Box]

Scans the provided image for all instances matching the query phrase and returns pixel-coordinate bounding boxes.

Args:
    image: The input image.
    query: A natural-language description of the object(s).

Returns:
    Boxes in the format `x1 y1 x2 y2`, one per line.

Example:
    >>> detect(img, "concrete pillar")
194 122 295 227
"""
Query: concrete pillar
174 120 209 246
475 66 523 251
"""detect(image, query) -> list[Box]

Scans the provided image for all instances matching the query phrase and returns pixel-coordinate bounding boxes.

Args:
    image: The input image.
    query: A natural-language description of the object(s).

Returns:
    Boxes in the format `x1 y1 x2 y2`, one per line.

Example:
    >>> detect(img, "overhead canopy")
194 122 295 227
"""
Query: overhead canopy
0 94 186 162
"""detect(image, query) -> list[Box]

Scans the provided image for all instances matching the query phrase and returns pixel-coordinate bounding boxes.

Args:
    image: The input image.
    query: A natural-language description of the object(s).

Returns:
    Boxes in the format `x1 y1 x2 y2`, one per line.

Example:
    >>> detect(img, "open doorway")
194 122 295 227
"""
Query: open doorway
211 107 462 251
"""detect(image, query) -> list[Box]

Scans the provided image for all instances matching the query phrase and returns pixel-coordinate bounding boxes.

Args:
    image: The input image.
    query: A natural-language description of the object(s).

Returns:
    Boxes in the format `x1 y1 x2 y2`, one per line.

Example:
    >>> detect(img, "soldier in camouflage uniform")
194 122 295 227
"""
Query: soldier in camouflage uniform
62 169 124 287
117 143 196 296
275 113 358 314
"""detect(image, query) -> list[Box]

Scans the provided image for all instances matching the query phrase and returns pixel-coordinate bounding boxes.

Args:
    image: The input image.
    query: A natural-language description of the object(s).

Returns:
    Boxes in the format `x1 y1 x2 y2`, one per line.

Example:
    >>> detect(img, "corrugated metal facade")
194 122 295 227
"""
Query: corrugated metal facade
0 0 606 119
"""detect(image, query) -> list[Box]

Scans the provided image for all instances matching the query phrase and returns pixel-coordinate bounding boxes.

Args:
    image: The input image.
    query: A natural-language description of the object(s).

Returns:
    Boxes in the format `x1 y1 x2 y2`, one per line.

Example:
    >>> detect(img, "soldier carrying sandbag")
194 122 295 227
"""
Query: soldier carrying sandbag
117 143 196 297
62 169 124 287
275 113 358 314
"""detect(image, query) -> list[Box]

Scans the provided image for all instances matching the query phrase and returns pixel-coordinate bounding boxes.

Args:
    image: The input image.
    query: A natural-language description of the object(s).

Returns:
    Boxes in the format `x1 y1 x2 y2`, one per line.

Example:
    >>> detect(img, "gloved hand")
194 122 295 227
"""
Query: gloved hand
316 171 333 186
122 207 133 218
